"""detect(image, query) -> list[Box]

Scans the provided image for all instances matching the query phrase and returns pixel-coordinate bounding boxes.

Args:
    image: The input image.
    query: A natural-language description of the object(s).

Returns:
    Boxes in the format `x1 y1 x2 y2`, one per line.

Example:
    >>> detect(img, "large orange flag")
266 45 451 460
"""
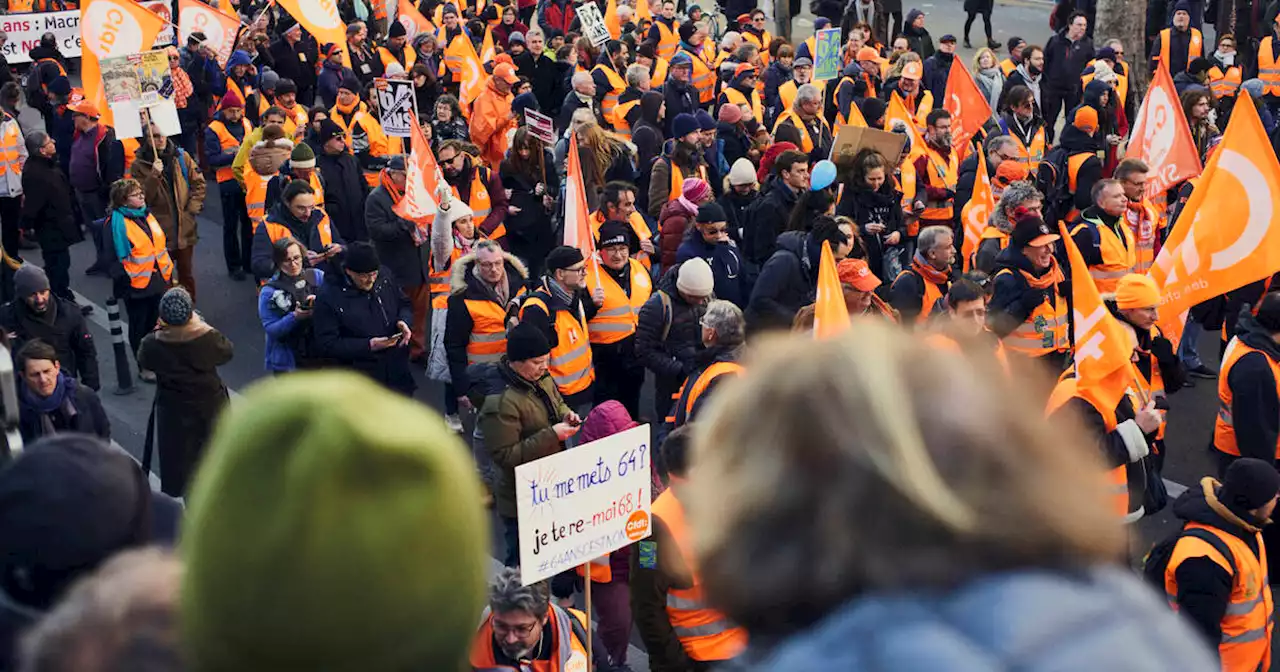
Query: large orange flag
275 0 348 65
813 241 851 339
1061 220 1136 415
604 0 621 38
885 92 925 157
445 32 486 107
218 0 237 17
1148 91 1280 346
395 120 444 241
943 57 991 159
480 26 496 65
396 0 435 40
178 0 239 68
959 147 993 271
80 0 166 127
563 134 596 260
1125 62 1202 201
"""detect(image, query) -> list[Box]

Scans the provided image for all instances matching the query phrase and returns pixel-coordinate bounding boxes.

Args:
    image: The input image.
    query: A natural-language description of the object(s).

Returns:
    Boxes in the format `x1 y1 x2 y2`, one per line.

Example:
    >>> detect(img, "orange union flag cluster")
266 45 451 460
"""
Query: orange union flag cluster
275 0 348 66
80 0 166 127
1125 62 1203 200
178 0 240 68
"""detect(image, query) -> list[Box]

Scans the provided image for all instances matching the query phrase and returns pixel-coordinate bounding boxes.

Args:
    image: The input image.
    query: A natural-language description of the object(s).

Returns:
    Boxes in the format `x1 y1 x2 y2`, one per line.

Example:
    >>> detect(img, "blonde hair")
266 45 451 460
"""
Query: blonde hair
688 323 1125 637
972 47 998 72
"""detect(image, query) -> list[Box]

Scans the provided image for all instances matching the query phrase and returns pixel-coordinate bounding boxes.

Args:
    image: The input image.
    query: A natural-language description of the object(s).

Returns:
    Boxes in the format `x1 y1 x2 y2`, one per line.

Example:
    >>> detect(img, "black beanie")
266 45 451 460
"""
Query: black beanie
339 71 363 94
1219 458 1280 511
507 321 551 361
389 19 407 38
678 22 697 43
545 246 585 273
344 241 381 274
697 202 726 223
1256 292 1280 332
859 97 887 126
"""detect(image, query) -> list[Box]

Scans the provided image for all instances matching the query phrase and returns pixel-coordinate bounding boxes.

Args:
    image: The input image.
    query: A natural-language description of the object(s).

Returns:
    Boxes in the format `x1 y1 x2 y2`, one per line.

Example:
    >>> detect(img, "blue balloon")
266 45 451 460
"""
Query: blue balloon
810 159 837 191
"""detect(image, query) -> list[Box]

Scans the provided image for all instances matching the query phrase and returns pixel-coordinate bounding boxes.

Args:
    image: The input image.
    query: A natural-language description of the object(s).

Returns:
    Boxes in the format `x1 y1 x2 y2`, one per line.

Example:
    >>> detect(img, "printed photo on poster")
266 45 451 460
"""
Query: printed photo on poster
99 54 141 104
130 49 173 107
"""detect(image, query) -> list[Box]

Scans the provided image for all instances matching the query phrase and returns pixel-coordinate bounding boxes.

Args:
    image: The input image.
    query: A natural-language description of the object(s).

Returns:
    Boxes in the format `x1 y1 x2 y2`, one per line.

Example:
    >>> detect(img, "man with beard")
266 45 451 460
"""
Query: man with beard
438 139 509 243
647 113 709 220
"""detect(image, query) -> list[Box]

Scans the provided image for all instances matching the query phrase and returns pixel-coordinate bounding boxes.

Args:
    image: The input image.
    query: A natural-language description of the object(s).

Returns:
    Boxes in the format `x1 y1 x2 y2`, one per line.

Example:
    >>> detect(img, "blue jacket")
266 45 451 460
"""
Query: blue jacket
675 228 752 309
727 568 1217 671
258 269 325 372
202 112 249 181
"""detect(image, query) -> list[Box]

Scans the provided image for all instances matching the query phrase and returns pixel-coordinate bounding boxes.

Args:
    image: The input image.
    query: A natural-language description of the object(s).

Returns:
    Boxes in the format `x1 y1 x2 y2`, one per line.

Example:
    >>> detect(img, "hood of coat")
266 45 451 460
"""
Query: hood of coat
448 249 530 294
1235 307 1280 360
577 400 638 444
639 90 665 126
1057 118 1099 153
248 138 295 176
1173 476 1266 535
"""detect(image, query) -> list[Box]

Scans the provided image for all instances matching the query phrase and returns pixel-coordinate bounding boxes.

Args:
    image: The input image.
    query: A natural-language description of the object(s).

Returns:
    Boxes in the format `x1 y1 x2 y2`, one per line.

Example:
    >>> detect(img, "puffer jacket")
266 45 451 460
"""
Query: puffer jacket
129 143 207 250
727 568 1218 671
477 358 571 518
746 230 814 332
577 399 639 582
635 266 707 416
659 198 699 269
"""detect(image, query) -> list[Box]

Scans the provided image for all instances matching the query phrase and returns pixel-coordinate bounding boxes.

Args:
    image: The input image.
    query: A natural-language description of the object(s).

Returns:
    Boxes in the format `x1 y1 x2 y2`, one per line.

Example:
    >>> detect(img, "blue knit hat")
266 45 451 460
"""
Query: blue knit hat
672 112 700 139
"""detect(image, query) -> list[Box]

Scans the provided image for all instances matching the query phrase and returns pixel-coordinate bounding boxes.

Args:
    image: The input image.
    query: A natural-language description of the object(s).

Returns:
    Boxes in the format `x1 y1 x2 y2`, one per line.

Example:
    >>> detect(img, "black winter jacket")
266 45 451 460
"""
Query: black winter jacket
1043 30 1095 90
1218 310 1280 463
316 150 370 242
0 298 99 390
635 267 706 405
746 177 801 264
747 230 815 332
313 269 415 395
21 154 82 252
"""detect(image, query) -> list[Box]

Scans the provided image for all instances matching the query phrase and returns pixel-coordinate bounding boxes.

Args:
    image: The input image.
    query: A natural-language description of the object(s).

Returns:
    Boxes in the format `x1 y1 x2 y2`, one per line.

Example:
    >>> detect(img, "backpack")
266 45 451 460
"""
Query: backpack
1036 146 1074 226
1141 526 1237 592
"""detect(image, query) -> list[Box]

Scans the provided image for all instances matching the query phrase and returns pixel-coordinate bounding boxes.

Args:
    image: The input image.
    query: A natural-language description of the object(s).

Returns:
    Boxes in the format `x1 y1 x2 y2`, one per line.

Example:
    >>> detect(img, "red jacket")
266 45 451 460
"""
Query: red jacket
659 199 698 269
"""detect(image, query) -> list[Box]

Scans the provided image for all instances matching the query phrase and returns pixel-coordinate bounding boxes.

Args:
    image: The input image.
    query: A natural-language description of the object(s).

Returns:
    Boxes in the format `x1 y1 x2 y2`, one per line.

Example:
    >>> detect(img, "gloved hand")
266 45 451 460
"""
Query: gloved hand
1150 336 1177 364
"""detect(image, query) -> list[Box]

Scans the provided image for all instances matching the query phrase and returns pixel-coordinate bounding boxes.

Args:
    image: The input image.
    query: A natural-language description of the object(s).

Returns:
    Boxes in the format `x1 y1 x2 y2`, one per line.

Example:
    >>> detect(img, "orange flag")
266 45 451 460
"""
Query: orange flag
1125 61 1203 201
604 0 621 38
1148 91 1280 347
445 31 486 108
959 147 994 272
813 241 851 339
563 134 596 260
275 0 348 66
396 0 436 40
218 0 238 17
178 0 240 68
395 120 445 241
1061 220 1136 415
480 25 496 64
635 0 652 21
80 0 166 127
884 92 925 157
943 57 991 159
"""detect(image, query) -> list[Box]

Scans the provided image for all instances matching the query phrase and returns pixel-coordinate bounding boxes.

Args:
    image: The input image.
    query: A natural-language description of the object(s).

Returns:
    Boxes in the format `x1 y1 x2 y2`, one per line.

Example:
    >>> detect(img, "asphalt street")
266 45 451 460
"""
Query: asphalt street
26 0 1248 667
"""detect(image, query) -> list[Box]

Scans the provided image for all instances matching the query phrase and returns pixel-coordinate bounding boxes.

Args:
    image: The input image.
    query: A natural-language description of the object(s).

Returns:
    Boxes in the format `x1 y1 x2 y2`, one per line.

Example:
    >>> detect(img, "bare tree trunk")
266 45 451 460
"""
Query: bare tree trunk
1096 0 1151 91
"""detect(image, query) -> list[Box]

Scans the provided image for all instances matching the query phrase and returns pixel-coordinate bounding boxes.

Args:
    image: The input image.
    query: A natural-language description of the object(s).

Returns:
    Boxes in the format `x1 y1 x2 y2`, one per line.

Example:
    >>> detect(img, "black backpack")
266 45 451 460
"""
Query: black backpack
1141 526 1237 592
1036 146 1075 227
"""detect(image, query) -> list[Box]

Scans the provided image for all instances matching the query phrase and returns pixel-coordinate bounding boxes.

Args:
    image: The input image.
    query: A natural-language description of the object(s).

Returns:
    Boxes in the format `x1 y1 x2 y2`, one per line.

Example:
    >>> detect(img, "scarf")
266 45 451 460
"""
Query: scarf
22 373 77 437
1018 255 1064 289
1016 63 1042 106
1214 50 1236 66
676 194 700 215
169 56 193 109
335 98 360 118
110 206 150 251
545 276 576 308
975 67 1003 114
379 169 405 204
911 252 951 286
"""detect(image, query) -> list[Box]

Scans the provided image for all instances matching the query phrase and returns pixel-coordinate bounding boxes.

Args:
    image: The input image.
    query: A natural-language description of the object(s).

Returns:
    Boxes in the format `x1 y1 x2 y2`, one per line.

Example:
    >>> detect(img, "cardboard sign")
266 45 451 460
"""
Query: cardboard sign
830 124 907 166
525 108 556 144
375 78 417 137
577 1 610 47
515 424 653 586
813 28 841 81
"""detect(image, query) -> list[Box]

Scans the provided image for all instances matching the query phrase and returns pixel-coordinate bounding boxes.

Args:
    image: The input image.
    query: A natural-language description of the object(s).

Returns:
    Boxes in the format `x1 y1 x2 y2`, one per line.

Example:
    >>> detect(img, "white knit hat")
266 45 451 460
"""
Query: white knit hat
726 158 758 187
677 258 715 297
436 200 475 230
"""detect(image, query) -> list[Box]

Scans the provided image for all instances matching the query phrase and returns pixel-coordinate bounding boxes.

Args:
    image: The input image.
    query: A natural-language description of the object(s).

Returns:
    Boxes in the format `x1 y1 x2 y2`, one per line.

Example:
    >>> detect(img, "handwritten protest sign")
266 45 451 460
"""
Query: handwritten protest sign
516 424 653 586
375 78 416 137
814 28 841 81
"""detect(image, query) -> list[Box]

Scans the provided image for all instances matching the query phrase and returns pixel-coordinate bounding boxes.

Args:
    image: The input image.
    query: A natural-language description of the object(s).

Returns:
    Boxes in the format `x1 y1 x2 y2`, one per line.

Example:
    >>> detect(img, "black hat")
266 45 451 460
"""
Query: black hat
317 118 346 145
506 321 552 361
1219 458 1280 511
1173 0 1191 14
678 22 697 42
939 34 957 43
859 97 887 126
1007 36 1026 53
545 245 585 272
696 202 726 223
276 77 298 95
339 71 363 94
389 19 407 38
597 220 632 248
1010 215 1060 249
344 241 381 273
387 155 407 171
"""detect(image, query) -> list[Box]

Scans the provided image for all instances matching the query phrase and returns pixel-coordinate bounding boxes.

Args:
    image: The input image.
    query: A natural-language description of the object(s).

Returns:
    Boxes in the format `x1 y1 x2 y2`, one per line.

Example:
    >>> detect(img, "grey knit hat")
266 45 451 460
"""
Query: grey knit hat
159 287 193 326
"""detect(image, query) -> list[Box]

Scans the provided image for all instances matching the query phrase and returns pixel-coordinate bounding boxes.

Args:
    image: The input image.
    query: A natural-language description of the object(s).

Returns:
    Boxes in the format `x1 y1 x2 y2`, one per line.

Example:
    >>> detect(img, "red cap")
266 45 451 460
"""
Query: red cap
837 258 882 292
493 62 519 84
68 99 100 118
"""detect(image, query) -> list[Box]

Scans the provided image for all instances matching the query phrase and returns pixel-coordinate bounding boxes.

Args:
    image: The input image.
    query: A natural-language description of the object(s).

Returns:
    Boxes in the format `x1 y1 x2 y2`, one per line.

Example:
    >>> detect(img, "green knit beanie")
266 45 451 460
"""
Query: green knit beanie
180 372 489 672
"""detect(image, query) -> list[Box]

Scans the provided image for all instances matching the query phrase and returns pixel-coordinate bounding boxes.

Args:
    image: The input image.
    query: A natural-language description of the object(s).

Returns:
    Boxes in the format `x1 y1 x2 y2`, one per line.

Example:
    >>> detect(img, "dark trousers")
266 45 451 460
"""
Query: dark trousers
964 10 993 41
172 246 197 303
0 195 20 257
75 189 109 271
43 248 73 301
592 341 643 420
518 4 534 25
124 293 161 361
219 180 252 273
593 576 633 665
1042 85 1078 143
501 515 520 567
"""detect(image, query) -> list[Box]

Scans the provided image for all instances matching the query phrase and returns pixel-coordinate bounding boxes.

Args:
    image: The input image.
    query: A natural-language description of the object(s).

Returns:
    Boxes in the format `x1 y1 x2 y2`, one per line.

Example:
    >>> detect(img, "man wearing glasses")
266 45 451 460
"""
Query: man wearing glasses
437 139 509 244
470 567 605 669
518 246 597 431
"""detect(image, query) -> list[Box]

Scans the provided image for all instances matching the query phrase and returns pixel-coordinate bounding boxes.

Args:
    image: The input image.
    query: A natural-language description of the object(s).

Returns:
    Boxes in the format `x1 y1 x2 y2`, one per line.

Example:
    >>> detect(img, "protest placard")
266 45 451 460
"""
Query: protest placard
814 28 842 81
138 0 177 48
577 2 610 47
131 49 171 107
0 11 80 64
525 108 556 144
829 124 906 165
375 78 416 137
515 424 653 586
100 54 141 104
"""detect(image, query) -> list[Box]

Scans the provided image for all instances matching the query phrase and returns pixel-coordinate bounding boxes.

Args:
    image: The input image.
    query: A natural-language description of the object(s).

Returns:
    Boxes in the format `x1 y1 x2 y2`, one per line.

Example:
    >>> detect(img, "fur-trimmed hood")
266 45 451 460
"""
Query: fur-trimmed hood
449 249 530 295
248 137 294 176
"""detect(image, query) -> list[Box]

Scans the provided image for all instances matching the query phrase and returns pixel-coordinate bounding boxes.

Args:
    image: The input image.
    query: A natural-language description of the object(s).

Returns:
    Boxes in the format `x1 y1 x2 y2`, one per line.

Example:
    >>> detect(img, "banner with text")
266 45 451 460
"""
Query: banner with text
0 12 80 64
516 424 653 586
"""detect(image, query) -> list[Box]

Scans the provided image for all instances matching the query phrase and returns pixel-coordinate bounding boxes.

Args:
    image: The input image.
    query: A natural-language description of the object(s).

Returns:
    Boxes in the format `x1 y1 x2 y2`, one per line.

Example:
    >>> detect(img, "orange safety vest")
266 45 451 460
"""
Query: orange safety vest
1209 65 1243 99
1000 57 1017 76
243 163 274 230
613 96 641 140
1260 38 1280 96
330 104 387 186
1166 521 1273 672
1080 60 1130 108
1007 124 1046 172
668 161 709 204
464 293 512 366
0 120 20 179
667 361 744 427
993 267 1068 356
1064 152 1095 223
584 258 652 344
1045 374 1134 519
742 28 772 65
1215 338 1280 459
450 166 501 239
834 79 868 127
650 488 749 662
120 212 175 290
917 146 959 220
593 63 627 123
121 138 139 173
263 212 334 252
772 110 829 155
778 79 799 115
279 103 309 139
207 119 253 183
680 49 716 104
652 56 671 87
429 247 462 310
654 19 681 59
520 292 595 396
226 77 254 107
377 45 417 71
1125 199 1163 273
892 89 933 130
1070 214 1136 293
722 86 763 125
469 605 590 670
590 210 654 269
1157 27 1203 71
893 268 945 325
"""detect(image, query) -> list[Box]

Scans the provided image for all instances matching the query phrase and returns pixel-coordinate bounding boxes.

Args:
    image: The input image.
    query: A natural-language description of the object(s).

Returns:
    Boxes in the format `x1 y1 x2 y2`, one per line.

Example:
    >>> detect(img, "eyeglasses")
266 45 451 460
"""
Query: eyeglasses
564 265 588 274
283 254 304 263
127 191 144 200
492 620 538 638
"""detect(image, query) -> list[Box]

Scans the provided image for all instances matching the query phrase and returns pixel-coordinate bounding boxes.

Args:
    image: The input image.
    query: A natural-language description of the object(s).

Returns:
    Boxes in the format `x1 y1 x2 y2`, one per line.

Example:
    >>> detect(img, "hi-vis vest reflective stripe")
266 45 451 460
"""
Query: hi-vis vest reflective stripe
772 110 830 155
0 121 20 179
593 63 627 122
1210 65 1243 99
722 87 763 127
919 146 959 220
680 49 716 104
894 268 945 325
614 97 641 140
471 604 590 670
243 163 273 230
208 119 252 183
1045 374 1133 519
670 361 744 427
264 212 334 251
590 210 654 269
994 268 1068 356
585 258 651 344
1010 125 1046 171
1166 521 1274 672
1261 38 1280 96
1215 338 1280 459
429 247 462 310
121 213 175 290
464 296 510 365
451 167 498 237
1126 199 1162 273
1072 215 1137 293
650 489 749 662
1063 152 1094 222
668 161 709 204
1158 27 1203 71
520 294 595 395
655 20 681 59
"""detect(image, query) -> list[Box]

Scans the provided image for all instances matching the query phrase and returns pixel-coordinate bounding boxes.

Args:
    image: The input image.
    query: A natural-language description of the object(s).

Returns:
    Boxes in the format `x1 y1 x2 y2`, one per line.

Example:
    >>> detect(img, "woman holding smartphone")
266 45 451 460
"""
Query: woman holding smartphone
259 237 325 373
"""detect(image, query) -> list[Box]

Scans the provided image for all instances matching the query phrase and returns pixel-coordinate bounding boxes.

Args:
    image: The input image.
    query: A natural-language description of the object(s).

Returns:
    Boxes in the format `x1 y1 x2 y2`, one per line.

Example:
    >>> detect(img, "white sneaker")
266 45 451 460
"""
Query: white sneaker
445 413 463 432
